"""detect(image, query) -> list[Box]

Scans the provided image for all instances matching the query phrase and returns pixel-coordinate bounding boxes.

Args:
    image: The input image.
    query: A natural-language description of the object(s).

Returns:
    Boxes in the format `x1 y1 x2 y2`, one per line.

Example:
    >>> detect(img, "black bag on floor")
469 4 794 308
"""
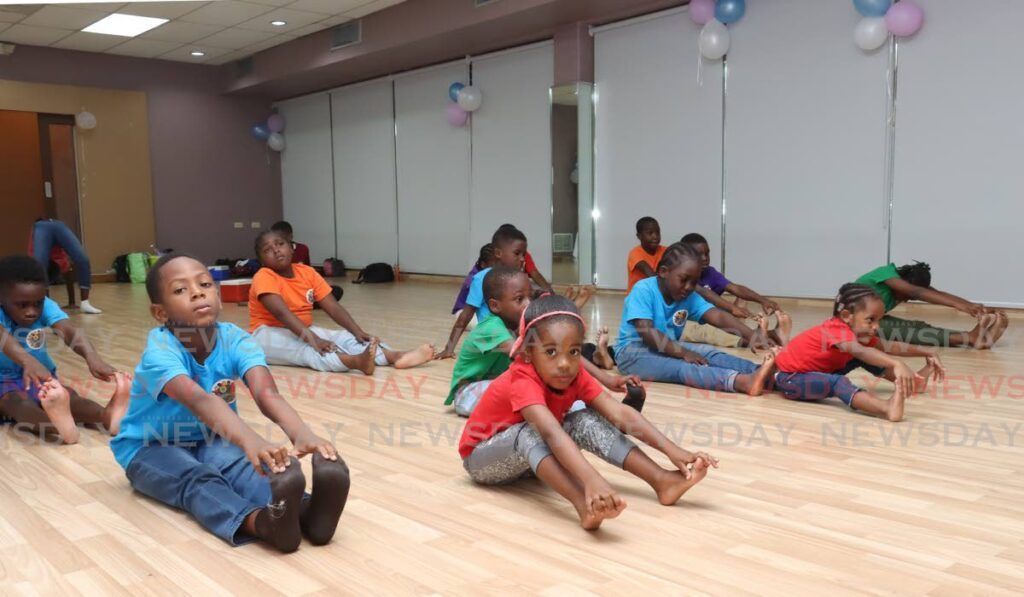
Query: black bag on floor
112 254 130 283
353 263 394 284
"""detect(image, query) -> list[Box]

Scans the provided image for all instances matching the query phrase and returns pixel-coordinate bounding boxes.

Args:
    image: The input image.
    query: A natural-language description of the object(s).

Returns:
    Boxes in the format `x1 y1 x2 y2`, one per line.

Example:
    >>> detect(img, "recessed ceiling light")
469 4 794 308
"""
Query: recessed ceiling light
190 50 206 57
82 13 168 37
271 20 287 26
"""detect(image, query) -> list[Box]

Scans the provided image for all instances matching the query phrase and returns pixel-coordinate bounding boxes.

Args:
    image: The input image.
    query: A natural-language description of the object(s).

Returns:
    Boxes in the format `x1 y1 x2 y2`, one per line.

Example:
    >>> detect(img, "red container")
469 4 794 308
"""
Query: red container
219 279 252 303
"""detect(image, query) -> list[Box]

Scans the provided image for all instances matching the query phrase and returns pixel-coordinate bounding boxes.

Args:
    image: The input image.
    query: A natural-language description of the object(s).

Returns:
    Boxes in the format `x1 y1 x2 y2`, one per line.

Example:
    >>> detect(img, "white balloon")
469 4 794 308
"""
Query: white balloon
267 132 285 151
699 19 730 60
854 17 889 51
457 85 483 112
76 111 97 130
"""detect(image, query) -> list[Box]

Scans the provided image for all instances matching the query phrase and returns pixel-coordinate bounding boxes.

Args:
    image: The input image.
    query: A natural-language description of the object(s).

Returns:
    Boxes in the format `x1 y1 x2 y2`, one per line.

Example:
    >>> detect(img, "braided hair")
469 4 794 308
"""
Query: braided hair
833 283 881 316
896 261 931 287
656 242 701 273
475 243 495 269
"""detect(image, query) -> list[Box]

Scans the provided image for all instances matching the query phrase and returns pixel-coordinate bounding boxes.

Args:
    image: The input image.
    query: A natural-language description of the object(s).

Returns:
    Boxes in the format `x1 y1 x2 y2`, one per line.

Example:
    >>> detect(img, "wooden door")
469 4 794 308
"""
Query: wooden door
0 110 45 255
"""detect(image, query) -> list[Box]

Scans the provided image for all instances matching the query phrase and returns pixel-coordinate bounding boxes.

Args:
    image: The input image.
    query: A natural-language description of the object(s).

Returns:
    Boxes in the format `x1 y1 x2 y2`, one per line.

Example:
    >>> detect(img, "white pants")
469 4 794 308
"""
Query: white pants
251 325 388 373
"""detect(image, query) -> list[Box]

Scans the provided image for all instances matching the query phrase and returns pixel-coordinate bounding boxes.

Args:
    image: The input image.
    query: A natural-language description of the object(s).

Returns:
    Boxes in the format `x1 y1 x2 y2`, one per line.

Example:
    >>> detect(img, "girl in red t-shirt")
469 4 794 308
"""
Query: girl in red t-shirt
458 295 718 531
773 283 945 421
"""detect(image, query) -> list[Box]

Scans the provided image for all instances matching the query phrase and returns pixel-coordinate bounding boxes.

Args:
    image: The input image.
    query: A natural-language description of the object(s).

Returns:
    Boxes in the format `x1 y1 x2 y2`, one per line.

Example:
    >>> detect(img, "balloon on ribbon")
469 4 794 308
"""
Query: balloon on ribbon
457 86 482 112
448 82 465 103
76 111 97 130
689 0 715 25
252 124 270 140
852 0 892 18
885 0 924 37
267 114 285 133
446 103 469 126
699 19 730 60
854 17 889 50
714 0 745 25
267 133 285 151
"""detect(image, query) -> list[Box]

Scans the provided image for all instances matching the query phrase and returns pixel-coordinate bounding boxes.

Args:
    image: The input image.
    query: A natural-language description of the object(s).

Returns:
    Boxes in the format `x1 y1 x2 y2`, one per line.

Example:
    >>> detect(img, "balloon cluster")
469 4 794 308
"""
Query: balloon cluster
852 0 924 51
690 0 745 60
251 113 286 152
446 82 482 127
76 110 97 130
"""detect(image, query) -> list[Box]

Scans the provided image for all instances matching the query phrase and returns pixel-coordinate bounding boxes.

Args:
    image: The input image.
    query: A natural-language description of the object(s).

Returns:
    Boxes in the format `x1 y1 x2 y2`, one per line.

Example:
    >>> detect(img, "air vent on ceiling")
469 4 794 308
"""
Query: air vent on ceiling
235 56 254 77
475 0 500 6
331 20 362 50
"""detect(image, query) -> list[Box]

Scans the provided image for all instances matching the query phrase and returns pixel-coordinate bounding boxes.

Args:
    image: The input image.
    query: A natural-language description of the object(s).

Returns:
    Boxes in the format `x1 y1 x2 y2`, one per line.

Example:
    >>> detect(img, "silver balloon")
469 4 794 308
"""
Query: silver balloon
457 85 483 112
267 132 286 151
76 111 97 130
699 19 730 60
854 17 889 51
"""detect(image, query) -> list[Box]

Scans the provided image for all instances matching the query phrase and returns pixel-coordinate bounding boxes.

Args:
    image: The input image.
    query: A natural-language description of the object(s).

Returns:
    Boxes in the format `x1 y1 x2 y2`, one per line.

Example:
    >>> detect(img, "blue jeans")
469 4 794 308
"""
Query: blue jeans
775 360 887 407
615 341 758 392
125 437 271 546
32 219 91 289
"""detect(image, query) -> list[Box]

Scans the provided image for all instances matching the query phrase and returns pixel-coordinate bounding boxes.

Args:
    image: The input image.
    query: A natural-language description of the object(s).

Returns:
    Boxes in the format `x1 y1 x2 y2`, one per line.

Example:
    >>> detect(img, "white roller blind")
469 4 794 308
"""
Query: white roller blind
331 78 398 268
394 62 471 276
891 0 1024 308
278 93 335 264
723 0 889 298
469 43 554 277
594 10 724 290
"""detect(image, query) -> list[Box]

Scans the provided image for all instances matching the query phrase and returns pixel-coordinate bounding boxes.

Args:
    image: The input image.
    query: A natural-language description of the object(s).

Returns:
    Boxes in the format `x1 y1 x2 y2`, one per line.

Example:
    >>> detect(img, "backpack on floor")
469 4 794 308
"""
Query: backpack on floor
126 252 148 284
112 254 130 283
323 258 347 278
353 262 394 284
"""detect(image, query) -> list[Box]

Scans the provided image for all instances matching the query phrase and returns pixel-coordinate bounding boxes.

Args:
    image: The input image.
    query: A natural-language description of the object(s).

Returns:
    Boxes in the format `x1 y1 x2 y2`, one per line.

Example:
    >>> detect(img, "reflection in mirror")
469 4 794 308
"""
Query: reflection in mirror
550 83 594 286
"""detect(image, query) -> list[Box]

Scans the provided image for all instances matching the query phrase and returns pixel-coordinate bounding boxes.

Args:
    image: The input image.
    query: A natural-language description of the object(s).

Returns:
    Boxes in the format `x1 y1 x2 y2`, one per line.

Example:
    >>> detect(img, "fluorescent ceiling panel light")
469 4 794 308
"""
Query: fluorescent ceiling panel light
190 50 205 56
270 20 286 26
82 13 168 37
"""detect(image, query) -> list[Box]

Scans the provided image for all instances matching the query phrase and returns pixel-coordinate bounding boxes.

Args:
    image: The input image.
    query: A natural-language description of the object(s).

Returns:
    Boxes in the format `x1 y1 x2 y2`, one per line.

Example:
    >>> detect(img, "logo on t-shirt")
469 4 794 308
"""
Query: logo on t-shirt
25 329 45 350
306 289 315 305
672 309 689 327
211 379 236 404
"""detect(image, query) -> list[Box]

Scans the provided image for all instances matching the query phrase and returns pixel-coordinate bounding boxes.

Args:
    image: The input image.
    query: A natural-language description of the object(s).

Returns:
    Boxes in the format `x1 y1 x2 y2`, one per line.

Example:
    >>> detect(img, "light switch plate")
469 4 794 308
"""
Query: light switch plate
234 222 244 229
251 221 261 229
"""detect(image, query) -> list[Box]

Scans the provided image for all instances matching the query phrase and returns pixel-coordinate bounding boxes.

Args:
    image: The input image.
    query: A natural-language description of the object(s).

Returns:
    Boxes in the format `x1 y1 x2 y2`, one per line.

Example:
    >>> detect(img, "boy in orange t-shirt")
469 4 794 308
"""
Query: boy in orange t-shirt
626 217 665 292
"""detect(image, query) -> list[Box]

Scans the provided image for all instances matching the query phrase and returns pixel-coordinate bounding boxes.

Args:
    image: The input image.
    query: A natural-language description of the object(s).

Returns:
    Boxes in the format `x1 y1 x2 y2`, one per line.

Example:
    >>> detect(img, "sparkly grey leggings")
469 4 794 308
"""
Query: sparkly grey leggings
463 409 637 485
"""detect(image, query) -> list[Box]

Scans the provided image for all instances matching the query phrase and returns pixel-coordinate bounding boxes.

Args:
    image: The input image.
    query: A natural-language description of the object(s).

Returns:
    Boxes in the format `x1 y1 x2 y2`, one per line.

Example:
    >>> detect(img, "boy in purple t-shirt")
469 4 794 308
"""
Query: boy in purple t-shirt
452 244 495 315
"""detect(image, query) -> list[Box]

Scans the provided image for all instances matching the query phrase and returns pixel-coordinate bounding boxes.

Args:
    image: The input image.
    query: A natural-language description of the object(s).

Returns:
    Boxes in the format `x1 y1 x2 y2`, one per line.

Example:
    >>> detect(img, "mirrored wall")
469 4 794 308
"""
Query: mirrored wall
549 82 595 286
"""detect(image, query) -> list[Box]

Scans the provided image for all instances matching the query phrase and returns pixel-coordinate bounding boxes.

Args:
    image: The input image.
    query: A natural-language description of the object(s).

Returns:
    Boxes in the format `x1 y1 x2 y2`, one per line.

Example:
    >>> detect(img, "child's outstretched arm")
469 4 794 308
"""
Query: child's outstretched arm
163 375 291 475
0 324 53 388
836 341 920 398
701 308 771 350
695 287 753 319
589 393 718 477
52 320 116 381
436 306 476 359
318 294 373 342
243 366 338 461
581 358 642 394
528 269 554 294
633 319 709 365
722 282 780 314
883 278 986 317
259 294 338 354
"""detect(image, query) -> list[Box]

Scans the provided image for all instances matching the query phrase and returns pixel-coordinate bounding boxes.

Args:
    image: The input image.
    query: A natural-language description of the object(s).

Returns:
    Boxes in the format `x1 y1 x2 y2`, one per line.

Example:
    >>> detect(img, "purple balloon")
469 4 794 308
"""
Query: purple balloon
689 0 715 25
267 113 285 133
885 0 924 37
446 103 469 126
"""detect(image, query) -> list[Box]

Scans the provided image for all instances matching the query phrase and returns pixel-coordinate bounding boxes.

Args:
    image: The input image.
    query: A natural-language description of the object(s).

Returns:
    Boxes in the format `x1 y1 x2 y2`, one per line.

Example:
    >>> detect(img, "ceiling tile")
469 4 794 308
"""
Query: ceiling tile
287 0 364 16
179 1 274 27
236 7 322 34
0 23 9 35
285 21 332 38
0 23 73 45
346 0 405 19
106 37 182 58
140 20 222 43
241 32 295 53
119 2 210 20
75 3 128 11
160 43 234 63
196 26 268 50
52 31 125 52
21 6 109 30
206 48 250 64
0 6 41 24
243 0 294 7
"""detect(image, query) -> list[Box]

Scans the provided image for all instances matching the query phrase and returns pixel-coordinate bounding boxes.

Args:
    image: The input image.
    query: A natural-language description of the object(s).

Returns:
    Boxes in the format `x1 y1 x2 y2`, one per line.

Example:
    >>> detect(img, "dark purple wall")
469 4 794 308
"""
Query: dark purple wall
0 45 281 264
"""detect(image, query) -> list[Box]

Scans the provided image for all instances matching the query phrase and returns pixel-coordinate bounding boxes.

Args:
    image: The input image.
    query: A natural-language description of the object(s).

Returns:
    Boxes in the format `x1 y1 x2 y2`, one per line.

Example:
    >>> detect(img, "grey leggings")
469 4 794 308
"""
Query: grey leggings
463 409 637 485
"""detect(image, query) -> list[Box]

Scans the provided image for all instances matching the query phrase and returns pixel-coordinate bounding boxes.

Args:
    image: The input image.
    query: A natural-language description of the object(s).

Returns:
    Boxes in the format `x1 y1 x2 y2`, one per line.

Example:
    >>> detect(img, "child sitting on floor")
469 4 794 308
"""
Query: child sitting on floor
772 283 945 422
110 254 350 552
0 256 129 444
249 231 433 374
447 267 645 416
855 261 1007 349
626 216 667 293
452 243 495 316
614 244 777 395
270 221 311 266
497 223 595 307
458 295 717 530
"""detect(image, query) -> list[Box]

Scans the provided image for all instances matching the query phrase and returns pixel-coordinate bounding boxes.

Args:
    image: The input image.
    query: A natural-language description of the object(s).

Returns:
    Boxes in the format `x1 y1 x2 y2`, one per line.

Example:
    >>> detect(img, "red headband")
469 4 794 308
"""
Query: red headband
510 310 586 357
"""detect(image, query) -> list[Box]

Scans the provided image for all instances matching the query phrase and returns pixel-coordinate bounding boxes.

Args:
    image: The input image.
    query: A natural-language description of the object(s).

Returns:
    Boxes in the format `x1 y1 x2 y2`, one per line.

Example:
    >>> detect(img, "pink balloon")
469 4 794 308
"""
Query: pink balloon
689 0 715 25
885 0 924 37
446 103 469 126
267 113 285 133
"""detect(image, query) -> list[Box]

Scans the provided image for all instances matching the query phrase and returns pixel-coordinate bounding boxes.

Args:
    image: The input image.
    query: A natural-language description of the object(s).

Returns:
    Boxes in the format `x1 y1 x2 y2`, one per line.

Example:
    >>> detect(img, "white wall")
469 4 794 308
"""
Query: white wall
890 0 1024 307
594 10 724 290
331 78 398 268
278 93 335 264
469 43 554 277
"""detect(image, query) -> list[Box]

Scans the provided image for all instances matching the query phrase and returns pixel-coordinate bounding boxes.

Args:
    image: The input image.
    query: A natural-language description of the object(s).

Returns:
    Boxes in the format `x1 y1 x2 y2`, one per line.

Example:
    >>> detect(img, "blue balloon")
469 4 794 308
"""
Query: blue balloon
714 0 745 24
251 124 270 140
853 0 892 17
448 82 465 103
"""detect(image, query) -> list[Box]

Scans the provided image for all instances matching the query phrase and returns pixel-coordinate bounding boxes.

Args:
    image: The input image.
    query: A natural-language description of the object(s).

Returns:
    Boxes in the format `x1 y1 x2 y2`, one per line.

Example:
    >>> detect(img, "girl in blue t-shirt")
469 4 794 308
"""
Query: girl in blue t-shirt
0 256 130 444
614 244 778 395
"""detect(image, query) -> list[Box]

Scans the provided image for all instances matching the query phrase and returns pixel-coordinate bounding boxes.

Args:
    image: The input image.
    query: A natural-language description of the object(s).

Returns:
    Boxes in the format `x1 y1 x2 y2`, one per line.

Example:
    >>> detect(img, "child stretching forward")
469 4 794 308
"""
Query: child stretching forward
459 295 717 530
772 283 945 422
111 254 350 551
0 256 129 443
250 231 433 374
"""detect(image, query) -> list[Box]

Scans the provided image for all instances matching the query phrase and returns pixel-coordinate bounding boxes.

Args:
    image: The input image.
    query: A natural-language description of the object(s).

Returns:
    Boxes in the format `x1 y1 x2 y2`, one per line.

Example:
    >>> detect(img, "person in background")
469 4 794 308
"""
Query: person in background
271 221 311 267
30 218 101 314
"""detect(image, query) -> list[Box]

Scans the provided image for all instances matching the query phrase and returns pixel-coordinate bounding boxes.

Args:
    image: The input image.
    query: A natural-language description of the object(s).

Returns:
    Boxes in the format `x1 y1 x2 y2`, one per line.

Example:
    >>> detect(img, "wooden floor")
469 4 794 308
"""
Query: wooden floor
3 278 1023 595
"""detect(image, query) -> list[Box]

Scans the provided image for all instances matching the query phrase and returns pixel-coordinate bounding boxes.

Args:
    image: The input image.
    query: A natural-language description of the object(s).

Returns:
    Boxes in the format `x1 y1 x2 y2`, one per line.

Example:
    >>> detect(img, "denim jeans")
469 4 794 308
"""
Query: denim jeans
32 220 91 289
615 341 758 392
125 437 271 545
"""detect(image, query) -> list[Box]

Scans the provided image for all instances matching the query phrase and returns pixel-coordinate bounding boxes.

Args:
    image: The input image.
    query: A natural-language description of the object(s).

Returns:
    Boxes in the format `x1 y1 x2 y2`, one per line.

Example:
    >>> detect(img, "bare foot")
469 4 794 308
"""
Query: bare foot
38 379 79 444
746 349 778 396
985 312 1009 349
886 384 907 422
655 459 710 505
773 310 793 345
574 285 596 309
593 327 615 370
393 343 435 369
968 314 998 349
103 372 132 436
350 339 378 376
574 497 625 531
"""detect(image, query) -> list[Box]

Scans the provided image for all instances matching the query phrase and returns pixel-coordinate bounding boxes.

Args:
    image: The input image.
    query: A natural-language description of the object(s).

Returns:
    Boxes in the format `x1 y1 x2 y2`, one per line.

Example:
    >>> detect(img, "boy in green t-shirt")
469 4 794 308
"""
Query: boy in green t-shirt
447 267 645 417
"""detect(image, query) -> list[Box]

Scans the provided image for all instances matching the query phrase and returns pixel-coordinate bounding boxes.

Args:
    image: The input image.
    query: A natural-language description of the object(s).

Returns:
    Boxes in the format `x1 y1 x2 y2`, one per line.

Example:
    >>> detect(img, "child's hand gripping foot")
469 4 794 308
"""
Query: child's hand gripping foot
768 310 793 346
657 451 717 505
37 379 79 444
976 311 1009 350
300 452 351 545
252 456 306 553
392 343 436 369
967 313 999 349
345 339 379 376
914 355 946 394
577 479 626 531
592 327 616 370
103 372 132 436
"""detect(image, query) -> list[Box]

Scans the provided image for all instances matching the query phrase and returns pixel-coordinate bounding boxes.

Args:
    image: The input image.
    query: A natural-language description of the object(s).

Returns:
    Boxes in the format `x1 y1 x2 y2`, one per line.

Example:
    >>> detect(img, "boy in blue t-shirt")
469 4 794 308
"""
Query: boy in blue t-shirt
110 254 349 552
0 256 129 444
